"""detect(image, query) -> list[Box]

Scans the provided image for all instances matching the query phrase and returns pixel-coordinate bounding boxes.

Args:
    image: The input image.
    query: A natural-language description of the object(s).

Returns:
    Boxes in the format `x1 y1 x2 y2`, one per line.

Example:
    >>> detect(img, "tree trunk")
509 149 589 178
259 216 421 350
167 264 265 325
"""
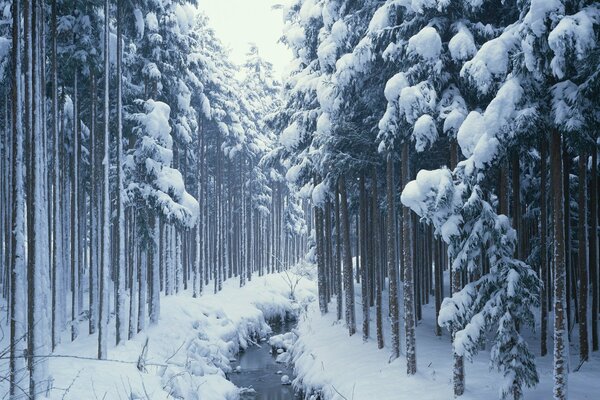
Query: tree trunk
115 0 126 345
315 201 328 314
540 136 549 356
98 0 110 359
71 71 79 342
386 153 400 359
335 186 343 321
372 167 384 349
578 151 588 361
339 176 356 336
360 173 369 340
591 141 598 352
402 143 417 375
10 0 28 393
551 129 568 400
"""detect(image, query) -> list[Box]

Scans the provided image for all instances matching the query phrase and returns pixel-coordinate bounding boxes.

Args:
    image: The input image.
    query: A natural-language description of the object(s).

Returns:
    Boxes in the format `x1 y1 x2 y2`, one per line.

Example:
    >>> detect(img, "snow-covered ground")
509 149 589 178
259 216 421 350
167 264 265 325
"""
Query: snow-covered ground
292 271 600 400
0 272 316 400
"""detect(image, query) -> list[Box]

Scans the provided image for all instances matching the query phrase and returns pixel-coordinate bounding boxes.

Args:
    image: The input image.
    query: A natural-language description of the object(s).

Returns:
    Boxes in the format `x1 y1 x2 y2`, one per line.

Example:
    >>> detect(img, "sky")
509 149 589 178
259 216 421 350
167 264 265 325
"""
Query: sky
197 0 293 80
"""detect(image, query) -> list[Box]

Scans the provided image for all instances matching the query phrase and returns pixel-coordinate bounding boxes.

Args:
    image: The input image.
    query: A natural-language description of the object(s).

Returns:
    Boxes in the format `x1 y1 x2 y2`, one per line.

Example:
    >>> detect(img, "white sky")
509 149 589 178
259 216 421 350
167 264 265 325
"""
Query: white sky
197 0 292 80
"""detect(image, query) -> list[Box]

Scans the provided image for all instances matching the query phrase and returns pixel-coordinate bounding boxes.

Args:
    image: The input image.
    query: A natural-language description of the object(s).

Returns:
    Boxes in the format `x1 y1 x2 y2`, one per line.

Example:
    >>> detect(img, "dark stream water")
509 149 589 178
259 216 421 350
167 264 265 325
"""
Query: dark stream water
229 319 302 400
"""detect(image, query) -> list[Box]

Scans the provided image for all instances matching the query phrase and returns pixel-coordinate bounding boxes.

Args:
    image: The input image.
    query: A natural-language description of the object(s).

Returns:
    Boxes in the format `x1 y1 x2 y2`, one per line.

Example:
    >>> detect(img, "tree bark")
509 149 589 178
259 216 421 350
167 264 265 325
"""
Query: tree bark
551 129 568 400
591 141 598 352
339 176 356 336
577 151 588 361
360 173 369 340
540 136 549 356
386 153 400 359
402 143 417 375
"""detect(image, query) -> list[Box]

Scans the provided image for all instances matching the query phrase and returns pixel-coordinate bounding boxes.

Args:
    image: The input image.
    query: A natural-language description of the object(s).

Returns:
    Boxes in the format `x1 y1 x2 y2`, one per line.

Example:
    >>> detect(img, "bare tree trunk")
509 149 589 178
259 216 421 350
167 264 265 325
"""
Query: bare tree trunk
372 168 384 349
551 129 568 400
10 0 28 393
359 173 369 340
339 176 356 336
540 136 549 356
334 186 343 321
71 71 79 342
578 151 588 361
115 0 126 345
386 153 400 359
401 143 417 375
98 0 111 359
315 200 328 314
591 140 598 352
434 235 442 336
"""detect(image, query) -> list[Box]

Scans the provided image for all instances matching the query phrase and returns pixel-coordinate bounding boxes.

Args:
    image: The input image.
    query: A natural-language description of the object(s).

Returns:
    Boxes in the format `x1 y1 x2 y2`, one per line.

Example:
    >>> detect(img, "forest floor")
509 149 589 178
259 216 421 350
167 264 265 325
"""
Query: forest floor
0 271 316 400
291 270 600 400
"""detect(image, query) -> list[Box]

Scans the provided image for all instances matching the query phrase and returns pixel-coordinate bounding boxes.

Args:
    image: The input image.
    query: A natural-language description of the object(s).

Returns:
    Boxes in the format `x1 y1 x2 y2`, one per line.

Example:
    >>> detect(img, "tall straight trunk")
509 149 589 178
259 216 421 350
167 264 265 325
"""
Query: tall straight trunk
98 0 110 359
325 200 334 302
315 202 328 314
334 187 343 321
591 142 598 352
551 129 568 400
50 0 61 352
386 153 400 359
540 136 549 356
194 123 203 297
115 0 126 345
563 145 573 334
359 173 369 340
577 151 588 361
137 248 146 332
150 215 160 323
434 236 442 336
401 143 417 375
372 168 383 349
89 71 98 335
71 72 80 342
339 176 356 336
511 152 522 259
128 212 138 339
10 0 28 394
29 0 50 393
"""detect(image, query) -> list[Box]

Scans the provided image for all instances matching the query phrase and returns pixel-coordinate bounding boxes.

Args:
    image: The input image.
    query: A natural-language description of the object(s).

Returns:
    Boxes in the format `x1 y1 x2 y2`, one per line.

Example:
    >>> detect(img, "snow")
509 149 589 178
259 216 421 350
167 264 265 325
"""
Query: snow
399 82 437 124
299 0 322 24
522 0 564 37
368 2 394 32
384 72 409 102
456 78 523 174
461 28 518 94
312 181 329 207
548 5 600 79
412 114 438 152
291 277 600 400
449 25 477 61
145 11 159 32
0 272 316 399
407 26 442 61
133 8 145 38
401 168 453 219
457 111 485 158
280 121 303 151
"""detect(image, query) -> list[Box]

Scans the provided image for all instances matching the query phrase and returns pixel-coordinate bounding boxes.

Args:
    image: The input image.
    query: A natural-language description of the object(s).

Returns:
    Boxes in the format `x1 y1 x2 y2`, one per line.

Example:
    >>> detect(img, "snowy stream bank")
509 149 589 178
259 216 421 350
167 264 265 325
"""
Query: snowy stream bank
0 272 316 400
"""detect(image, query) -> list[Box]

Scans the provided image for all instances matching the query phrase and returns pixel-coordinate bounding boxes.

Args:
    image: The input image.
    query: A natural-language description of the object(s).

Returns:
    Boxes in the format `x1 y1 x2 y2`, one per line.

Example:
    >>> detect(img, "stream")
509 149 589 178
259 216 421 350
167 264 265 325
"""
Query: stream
229 318 302 400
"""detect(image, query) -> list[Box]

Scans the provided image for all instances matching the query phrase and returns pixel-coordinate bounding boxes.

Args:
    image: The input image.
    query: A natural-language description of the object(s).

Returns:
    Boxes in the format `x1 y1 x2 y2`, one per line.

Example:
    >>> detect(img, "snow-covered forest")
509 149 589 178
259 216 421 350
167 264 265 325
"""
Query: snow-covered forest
0 0 599 399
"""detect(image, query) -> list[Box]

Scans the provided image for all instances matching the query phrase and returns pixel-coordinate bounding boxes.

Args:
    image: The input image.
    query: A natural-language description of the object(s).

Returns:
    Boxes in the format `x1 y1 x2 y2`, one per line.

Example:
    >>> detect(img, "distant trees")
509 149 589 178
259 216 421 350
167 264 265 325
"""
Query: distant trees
0 1 306 398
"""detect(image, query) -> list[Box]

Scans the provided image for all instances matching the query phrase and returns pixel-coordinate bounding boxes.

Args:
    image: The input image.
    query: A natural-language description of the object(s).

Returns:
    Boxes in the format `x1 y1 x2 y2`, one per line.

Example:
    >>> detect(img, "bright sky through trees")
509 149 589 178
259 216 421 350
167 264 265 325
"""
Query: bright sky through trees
198 0 292 78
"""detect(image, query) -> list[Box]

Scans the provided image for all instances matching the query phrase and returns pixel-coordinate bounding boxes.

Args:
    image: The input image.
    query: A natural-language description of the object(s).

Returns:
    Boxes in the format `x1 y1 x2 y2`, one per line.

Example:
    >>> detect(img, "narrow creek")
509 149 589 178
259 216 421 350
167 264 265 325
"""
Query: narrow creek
229 318 302 400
